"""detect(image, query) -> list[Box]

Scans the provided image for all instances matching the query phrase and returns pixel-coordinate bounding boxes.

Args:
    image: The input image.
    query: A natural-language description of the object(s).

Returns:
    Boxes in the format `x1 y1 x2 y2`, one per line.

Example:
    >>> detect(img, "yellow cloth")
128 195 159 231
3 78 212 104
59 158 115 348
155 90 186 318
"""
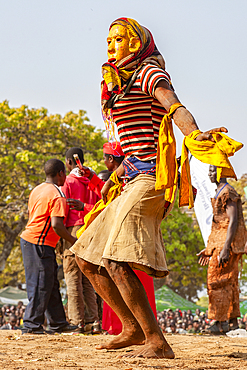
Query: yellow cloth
155 103 184 203
180 130 243 208
156 103 243 209
76 171 122 239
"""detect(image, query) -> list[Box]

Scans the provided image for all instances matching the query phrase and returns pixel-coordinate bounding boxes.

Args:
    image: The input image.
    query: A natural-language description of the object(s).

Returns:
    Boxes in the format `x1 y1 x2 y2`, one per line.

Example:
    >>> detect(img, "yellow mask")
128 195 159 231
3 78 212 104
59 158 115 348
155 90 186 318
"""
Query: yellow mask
107 24 140 64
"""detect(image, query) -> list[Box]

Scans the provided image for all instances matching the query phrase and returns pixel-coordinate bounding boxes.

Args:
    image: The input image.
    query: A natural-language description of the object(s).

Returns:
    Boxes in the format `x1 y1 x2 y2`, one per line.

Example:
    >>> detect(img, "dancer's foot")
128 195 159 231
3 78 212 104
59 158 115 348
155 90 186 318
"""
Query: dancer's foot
120 341 175 359
96 328 145 350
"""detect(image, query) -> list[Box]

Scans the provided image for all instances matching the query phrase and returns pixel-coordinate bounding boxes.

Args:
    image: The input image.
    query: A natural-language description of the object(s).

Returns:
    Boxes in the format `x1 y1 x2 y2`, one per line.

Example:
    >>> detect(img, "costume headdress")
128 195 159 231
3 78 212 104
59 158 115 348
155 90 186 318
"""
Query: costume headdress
101 17 169 141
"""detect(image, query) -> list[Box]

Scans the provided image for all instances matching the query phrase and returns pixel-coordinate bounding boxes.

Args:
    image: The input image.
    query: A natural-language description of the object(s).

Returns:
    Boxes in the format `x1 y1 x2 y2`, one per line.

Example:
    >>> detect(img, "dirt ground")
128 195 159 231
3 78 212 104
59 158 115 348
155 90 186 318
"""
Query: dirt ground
1 331 247 370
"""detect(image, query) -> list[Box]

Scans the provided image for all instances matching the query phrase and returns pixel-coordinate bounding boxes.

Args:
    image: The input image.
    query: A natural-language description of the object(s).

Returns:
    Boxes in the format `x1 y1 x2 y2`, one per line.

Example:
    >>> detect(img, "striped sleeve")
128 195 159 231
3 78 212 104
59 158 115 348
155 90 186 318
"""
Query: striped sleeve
139 64 171 97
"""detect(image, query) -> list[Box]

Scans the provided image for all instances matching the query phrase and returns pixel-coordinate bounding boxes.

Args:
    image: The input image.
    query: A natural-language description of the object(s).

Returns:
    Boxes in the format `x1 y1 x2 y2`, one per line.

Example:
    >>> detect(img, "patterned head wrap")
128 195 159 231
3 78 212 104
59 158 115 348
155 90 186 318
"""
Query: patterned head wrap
101 17 166 114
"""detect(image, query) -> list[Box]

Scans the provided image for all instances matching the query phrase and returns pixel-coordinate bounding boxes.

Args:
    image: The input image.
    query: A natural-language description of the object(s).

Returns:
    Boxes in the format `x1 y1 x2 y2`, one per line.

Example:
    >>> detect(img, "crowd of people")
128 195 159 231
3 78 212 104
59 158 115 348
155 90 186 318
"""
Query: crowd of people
1 300 247 335
0 301 25 329
157 308 247 334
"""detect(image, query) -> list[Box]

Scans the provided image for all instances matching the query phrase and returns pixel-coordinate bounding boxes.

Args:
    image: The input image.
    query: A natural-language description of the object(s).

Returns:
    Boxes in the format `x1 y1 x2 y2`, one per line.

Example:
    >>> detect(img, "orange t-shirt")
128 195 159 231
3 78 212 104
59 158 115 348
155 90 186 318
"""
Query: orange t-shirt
20 182 67 248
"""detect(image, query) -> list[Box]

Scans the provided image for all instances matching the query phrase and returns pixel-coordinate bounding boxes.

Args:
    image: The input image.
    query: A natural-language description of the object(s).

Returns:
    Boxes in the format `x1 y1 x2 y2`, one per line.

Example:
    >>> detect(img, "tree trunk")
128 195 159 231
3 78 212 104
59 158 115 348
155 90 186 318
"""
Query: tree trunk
0 216 26 272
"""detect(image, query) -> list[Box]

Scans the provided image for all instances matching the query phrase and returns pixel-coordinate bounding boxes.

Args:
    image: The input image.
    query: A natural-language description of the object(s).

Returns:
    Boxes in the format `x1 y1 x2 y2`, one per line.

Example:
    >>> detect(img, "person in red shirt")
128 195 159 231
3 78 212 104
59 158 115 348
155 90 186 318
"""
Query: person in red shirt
61 147 101 333
20 159 78 334
85 142 125 198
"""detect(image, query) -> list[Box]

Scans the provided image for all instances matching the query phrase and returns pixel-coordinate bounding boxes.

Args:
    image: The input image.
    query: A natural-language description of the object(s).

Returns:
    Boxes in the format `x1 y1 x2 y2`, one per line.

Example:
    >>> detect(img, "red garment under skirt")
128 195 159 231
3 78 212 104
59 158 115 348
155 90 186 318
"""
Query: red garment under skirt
102 270 157 335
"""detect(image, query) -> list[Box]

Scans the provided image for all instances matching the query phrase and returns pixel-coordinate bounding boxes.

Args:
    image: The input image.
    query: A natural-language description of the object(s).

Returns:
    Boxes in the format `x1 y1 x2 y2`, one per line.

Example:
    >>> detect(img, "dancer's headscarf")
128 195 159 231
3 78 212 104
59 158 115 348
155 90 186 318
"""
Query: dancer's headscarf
101 17 167 113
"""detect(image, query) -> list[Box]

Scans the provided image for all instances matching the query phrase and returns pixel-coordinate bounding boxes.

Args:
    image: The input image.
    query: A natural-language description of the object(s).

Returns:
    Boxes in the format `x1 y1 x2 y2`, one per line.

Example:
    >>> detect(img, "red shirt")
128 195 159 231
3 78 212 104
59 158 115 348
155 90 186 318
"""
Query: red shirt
88 174 105 198
61 173 100 227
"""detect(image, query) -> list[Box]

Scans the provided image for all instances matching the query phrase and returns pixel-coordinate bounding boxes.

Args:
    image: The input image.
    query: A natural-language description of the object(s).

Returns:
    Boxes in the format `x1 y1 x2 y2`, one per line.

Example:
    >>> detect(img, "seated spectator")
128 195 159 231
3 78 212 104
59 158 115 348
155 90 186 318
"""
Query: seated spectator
160 322 166 333
238 318 245 329
174 309 181 322
177 321 187 334
0 315 19 330
17 301 24 310
187 318 201 334
186 309 193 321
195 308 201 316
10 305 16 315
187 322 193 331
182 310 187 320
200 311 206 320
166 320 176 333
167 309 175 321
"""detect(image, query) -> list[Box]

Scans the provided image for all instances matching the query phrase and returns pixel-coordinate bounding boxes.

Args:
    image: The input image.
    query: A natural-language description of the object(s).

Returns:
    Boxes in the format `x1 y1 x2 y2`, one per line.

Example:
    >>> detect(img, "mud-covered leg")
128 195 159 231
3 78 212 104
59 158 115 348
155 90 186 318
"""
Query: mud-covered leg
103 258 174 359
75 256 145 349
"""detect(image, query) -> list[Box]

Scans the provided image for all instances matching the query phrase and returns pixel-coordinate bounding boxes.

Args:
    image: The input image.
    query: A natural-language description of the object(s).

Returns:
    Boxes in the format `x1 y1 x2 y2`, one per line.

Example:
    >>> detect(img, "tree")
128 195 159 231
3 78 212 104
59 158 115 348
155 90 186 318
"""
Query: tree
0 100 106 285
157 198 207 302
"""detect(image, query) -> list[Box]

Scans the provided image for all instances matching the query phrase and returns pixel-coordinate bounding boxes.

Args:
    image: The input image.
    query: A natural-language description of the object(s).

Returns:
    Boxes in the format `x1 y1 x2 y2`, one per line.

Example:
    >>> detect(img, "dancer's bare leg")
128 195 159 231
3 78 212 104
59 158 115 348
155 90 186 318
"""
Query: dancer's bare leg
103 258 174 359
75 256 145 349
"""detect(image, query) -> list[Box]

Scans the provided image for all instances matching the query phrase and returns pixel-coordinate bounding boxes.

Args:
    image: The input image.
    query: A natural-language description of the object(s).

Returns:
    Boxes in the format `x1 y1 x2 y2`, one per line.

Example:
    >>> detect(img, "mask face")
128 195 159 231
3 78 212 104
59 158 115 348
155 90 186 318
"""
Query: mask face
107 24 131 64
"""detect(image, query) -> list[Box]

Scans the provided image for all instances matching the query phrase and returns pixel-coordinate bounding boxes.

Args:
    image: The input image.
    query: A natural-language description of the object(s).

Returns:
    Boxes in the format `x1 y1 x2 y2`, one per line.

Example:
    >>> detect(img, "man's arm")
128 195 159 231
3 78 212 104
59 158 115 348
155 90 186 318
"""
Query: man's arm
51 216 77 245
155 80 198 135
155 80 227 139
218 199 238 267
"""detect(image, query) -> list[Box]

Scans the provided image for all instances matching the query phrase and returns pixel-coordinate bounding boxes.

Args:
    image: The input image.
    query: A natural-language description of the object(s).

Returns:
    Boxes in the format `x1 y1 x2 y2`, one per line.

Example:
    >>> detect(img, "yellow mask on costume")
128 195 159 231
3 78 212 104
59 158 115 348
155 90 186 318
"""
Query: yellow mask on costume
107 24 141 65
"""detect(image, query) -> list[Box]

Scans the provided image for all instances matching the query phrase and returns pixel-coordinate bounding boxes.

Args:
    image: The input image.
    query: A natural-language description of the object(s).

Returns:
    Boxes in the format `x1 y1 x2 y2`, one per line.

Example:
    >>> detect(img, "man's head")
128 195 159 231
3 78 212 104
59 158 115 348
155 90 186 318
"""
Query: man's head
17 301 23 309
103 142 125 172
169 321 176 333
10 305 16 313
208 165 217 184
182 322 187 330
9 315 17 327
193 319 200 331
44 159 66 186
65 147 84 172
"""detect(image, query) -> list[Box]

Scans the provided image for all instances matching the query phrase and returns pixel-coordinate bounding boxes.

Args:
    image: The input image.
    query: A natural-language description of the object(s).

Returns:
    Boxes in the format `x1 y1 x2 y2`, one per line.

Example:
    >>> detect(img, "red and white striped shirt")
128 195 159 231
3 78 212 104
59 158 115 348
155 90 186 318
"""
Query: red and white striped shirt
112 64 171 160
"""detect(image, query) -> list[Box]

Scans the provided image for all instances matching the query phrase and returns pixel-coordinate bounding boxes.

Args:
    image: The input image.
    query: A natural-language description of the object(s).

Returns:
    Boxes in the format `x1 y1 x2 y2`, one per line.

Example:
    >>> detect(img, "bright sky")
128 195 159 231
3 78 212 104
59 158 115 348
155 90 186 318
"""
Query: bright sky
1 0 246 177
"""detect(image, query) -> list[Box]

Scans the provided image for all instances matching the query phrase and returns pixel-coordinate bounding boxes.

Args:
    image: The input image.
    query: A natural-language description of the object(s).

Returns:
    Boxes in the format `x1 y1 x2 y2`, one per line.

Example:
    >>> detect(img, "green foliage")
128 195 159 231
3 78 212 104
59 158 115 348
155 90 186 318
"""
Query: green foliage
0 239 25 287
0 100 106 286
195 295 209 308
160 198 206 302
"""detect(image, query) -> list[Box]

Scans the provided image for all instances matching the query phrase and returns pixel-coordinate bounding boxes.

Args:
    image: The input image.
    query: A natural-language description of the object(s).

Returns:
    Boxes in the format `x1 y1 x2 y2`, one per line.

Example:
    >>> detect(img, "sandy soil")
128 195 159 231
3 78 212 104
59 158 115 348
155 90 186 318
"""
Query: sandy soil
1 331 247 369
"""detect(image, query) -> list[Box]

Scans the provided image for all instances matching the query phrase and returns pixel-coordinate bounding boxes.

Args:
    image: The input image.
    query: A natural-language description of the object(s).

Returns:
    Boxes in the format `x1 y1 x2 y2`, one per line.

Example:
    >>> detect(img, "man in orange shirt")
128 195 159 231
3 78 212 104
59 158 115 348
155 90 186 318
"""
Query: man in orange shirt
20 159 79 334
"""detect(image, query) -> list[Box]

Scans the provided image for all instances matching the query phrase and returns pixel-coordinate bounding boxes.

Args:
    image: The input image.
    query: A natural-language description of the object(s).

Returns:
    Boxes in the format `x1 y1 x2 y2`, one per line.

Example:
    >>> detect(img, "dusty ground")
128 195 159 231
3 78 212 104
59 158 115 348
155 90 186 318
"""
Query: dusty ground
1 331 247 369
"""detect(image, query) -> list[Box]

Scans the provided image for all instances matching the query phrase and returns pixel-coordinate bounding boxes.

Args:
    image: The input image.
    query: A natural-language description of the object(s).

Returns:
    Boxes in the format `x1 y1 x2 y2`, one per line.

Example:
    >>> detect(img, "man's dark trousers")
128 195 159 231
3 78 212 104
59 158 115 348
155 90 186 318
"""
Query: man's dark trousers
21 238 68 331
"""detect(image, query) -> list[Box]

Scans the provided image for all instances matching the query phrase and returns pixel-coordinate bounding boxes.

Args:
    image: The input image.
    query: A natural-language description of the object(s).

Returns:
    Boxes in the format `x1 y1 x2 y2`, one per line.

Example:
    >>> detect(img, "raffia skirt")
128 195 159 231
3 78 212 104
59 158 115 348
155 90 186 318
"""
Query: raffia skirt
70 174 171 278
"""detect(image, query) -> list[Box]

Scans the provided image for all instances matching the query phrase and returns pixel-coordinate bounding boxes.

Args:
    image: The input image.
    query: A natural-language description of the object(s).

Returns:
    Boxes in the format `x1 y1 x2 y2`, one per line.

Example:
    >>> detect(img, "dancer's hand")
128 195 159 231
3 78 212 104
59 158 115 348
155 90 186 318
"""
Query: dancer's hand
67 199 84 211
197 249 210 266
196 127 228 142
101 179 114 203
218 246 230 267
